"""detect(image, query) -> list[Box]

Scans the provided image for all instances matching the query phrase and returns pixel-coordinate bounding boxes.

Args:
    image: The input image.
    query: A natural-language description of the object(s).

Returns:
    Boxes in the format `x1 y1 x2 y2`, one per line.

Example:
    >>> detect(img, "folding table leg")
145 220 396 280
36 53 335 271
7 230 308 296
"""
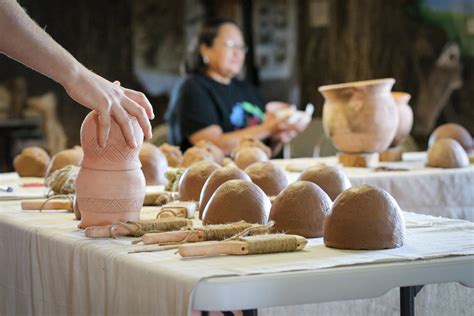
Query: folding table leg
242 310 258 316
400 285 424 316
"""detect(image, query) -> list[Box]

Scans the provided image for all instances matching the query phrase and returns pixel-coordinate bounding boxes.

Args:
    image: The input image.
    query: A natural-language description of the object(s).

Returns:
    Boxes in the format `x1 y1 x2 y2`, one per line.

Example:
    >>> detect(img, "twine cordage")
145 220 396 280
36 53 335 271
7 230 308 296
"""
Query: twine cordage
45 165 79 195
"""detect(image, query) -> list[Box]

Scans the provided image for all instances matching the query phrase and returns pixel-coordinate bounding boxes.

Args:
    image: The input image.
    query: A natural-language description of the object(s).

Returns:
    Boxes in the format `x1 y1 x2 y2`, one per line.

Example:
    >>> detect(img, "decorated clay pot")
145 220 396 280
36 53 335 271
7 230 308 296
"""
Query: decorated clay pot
391 91 413 146
319 78 398 153
76 111 145 228
76 168 145 227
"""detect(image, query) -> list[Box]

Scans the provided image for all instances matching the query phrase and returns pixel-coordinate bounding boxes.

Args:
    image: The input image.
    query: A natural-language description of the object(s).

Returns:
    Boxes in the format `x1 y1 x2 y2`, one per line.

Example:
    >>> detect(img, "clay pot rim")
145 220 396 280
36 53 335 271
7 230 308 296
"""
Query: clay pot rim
392 91 411 103
318 78 395 92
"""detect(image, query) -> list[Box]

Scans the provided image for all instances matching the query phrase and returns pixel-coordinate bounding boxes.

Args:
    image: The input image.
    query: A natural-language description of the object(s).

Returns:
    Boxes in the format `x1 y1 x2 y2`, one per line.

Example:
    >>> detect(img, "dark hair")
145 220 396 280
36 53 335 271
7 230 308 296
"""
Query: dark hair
184 17 241 74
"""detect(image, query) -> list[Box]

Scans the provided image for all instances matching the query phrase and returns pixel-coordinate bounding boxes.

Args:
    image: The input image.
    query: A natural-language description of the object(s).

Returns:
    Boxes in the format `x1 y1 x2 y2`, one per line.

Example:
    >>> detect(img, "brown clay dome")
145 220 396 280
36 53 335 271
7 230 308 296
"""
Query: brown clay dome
428 123 473 153
232 137 272 159
323 185 405 250
199 166 251 219
46 147 84 177
245 161 288 196
202 179 271 225
426 138 469 168
159 143 183 167
181 146 215 168
139 142 168 185
269 181 332 238
178 160 220 201
298 164 351 200
13 146 51 177
195 140 225 165
234 147 269 170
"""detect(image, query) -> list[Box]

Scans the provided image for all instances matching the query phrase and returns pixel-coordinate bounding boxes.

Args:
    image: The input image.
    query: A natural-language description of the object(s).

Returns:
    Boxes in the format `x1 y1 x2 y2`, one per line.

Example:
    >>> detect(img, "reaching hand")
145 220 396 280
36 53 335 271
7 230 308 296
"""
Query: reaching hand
64 68 154 148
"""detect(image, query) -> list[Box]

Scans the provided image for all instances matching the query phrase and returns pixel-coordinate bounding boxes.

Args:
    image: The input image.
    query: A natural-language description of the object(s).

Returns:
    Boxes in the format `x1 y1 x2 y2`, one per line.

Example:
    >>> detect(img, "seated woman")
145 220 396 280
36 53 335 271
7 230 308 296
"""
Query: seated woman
167 17 306 156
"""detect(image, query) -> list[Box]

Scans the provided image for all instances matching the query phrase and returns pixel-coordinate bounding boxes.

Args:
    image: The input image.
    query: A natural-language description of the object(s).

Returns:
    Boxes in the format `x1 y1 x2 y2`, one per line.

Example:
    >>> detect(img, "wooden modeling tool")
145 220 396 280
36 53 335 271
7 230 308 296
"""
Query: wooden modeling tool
156 201 197 219
141 221 272 245
84 217 192 238
178 234 307 257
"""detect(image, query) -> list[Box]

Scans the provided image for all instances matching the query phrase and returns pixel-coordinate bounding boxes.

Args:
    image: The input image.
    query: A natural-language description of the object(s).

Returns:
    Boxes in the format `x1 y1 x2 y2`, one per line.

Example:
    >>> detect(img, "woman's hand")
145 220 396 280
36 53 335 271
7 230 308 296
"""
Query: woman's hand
65 67 154 148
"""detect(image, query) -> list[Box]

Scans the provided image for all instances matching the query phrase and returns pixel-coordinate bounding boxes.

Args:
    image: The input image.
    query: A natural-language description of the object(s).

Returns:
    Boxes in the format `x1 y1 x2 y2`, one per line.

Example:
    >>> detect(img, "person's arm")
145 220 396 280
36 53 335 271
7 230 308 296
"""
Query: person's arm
0 0 154 148
189 112 291 155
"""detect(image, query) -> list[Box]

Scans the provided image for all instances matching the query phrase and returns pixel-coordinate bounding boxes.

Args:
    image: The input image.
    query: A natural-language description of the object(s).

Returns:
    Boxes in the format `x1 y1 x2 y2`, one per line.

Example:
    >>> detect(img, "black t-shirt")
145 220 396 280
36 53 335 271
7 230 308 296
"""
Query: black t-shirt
167 73 265 151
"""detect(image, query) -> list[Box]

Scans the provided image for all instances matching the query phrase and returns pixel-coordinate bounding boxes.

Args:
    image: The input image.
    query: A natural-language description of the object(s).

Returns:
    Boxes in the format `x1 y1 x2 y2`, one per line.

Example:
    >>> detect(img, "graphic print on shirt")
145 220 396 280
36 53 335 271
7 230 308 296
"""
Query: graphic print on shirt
229 101 264 129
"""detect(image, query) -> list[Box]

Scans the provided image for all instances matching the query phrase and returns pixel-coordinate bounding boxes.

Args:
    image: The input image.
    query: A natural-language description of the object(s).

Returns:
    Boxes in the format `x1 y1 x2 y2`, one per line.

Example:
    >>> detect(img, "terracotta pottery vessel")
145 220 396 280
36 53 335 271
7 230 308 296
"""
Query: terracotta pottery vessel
391 91 413 146
76 111 145 228
319 78 399 153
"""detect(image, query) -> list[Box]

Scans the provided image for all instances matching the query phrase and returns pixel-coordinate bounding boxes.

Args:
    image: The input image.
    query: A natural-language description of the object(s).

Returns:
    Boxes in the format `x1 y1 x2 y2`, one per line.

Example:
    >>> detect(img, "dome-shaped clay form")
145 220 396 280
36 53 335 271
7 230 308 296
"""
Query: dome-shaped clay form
234 147 269 170
232 137 272 159
139 142 168 185
182 146 215 168
159 143 183 167
195 140 225 165
426 138 469 168
428 123 473 153
202 179 271 225
46 146 84 177
199 166 251 219
269 181 332 238
80 111 143 170
392 92 413 146
179 160 220 201
245 161 288 196
14 146 51 177
298 164 351 200
324 185 405 250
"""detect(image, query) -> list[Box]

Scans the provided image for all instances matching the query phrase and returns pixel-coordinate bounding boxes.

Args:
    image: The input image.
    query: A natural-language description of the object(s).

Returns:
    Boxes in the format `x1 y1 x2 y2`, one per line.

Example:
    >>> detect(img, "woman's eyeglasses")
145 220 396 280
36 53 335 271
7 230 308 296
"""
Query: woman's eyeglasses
220 39 248 53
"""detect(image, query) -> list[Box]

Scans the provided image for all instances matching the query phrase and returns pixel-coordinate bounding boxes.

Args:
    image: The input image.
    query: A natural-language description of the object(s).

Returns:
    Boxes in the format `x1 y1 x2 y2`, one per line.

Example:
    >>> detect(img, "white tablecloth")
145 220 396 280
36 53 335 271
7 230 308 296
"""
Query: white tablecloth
274 152 474 221
1 197 473 316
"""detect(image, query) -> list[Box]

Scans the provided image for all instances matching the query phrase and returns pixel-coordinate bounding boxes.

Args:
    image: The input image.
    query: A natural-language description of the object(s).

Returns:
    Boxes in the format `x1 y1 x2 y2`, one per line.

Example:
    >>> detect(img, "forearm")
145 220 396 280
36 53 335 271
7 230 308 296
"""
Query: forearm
0 0 82 87
189 123 272 155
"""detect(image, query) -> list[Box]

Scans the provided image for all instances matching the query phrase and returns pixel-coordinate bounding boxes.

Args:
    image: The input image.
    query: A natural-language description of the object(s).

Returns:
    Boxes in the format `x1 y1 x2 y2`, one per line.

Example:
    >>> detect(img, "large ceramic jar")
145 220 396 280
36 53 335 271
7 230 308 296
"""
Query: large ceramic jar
391 91 413 146
76 111 145 228
319 78 398 153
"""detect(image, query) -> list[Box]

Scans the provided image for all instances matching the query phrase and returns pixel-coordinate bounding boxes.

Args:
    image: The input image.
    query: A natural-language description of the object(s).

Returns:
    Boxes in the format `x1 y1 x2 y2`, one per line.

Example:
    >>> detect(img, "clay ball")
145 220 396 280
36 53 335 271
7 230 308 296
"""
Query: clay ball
232 137 272 159
182 147 215 168
426 138 469 168
234 147 269 170
195 140 225 165
324 185 406 250
429 123 473 153
202 179 271 225
298 164 351 200
46 147 84 177
269 181 332 238
13 146 51 177
178 160 220 201
159 143 183 167
139 142 168 185
245 161 288 196
199 166 251 219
